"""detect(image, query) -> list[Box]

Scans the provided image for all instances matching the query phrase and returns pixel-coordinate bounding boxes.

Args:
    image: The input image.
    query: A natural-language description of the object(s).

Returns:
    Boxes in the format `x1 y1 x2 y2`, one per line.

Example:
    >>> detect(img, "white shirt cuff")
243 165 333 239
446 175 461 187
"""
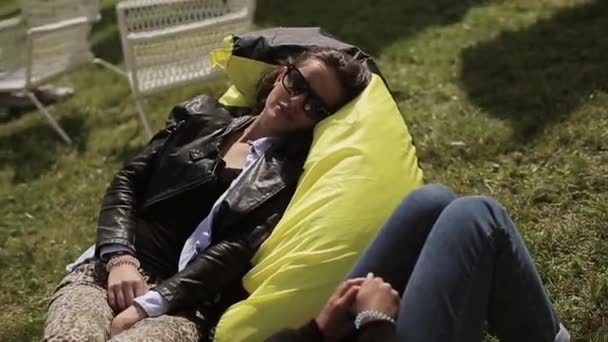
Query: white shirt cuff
133 290 170 317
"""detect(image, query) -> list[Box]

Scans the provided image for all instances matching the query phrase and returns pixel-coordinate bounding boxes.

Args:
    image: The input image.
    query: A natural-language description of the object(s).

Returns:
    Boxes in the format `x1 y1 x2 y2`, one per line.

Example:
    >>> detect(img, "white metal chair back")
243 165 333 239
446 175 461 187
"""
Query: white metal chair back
19 0 100 26
0 0 102 144
14 0 96 89
0 18 27 78
116 0 256 137
27 17 94 88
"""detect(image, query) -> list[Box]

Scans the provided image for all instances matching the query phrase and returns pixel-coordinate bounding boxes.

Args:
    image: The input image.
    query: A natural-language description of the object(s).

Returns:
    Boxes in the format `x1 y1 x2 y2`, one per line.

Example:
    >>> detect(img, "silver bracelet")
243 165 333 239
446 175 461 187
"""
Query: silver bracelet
354 310 396 330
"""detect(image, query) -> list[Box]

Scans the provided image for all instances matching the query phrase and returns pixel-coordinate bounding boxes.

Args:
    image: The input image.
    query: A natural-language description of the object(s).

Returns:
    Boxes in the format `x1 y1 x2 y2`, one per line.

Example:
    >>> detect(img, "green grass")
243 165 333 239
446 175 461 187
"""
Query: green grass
1 0 607 340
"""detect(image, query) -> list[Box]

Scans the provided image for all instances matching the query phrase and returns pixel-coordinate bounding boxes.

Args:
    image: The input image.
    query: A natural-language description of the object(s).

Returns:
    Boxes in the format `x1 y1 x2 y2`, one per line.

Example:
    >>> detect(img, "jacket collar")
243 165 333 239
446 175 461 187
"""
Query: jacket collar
187 115 256 162
221 115 256 138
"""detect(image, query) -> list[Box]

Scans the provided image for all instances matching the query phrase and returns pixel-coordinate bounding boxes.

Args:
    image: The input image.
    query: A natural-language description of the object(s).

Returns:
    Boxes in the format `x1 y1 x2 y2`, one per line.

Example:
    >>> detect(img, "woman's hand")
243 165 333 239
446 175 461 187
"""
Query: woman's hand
355 273 400 322
110 304 148 336
107 264 148 313
315 277 366 341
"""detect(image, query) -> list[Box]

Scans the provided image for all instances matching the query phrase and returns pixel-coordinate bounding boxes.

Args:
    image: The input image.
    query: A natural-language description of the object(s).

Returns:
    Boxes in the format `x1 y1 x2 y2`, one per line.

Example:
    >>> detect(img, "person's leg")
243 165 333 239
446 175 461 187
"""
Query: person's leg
346 184 457 292
396 196 564 342
109 314 204 342
43 262 114 342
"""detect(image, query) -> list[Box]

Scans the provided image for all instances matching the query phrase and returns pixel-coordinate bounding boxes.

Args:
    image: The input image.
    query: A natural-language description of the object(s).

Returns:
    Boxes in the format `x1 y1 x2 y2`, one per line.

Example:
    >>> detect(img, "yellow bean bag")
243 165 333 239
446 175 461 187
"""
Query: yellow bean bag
211 28 424 341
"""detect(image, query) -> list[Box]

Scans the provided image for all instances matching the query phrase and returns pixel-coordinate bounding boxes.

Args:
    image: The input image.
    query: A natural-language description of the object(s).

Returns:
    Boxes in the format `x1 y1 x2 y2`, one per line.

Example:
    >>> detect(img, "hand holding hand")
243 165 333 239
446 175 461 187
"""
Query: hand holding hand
355 273 400 323
110 304 148 337
107 262 148 313
315 278 366 341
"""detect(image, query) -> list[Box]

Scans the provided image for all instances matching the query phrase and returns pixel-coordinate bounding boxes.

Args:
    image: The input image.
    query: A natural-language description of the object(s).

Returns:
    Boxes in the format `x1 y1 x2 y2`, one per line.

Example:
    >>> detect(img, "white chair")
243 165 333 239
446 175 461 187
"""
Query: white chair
18 0 100 26
0 0 122 144
116 0 256 138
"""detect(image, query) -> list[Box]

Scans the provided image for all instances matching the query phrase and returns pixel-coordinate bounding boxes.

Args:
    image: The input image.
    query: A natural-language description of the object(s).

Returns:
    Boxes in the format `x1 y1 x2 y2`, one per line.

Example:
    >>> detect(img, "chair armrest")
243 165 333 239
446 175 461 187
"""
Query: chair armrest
126 9 248 42
0 17 23 31
117 0 197 11
116 0 252 35
27 16 90 35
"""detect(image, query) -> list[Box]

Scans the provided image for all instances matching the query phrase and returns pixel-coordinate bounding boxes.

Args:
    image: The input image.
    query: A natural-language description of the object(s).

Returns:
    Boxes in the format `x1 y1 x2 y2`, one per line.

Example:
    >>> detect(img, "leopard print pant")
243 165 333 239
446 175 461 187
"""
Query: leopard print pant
43 261 204 342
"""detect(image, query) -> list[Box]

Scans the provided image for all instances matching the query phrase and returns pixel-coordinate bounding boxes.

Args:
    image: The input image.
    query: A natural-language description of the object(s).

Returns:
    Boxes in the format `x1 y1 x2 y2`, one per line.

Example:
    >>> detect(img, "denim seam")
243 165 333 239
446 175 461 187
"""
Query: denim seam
452 223 494 341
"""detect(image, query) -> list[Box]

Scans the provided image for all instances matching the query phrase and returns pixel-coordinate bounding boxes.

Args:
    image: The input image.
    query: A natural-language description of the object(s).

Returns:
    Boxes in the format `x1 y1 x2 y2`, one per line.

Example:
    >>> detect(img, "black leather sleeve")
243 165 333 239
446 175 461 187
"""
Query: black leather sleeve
153 235 252 312
94 101 192 254
264 320 325 342
153 215 280 313
357 321 399 342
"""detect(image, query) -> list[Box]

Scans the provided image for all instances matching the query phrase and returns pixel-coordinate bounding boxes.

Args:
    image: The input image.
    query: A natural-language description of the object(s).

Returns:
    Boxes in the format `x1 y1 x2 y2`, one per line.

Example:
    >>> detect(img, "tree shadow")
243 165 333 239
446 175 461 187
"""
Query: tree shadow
0 115 88 183
91 5 123 64
460 0 608 142
255 0 486 56
0 107 26 124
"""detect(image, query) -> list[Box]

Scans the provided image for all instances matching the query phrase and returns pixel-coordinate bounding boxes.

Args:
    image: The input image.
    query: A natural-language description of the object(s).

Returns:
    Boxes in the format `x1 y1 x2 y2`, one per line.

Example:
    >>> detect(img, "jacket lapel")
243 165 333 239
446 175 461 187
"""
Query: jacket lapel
211 133 310 235
187 115 256 161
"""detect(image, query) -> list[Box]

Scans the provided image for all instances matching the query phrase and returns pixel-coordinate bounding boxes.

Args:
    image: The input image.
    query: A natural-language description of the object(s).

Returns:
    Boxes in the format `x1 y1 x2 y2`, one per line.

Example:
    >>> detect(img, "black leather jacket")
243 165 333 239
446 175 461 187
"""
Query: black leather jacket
95 95 311 318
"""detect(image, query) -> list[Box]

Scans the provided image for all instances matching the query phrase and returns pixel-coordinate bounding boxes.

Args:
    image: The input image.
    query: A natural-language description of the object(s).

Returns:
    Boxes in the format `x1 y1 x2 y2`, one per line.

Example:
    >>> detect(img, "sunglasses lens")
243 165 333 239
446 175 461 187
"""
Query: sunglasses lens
304 97 330 119
285 67 308 94
282 64 331 120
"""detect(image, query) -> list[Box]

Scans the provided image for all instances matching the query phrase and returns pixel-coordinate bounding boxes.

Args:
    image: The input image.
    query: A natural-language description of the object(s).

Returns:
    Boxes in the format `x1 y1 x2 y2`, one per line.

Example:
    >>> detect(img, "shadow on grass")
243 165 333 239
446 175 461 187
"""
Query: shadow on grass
0 108 26 124
0 115 88 183
255 0 485 56
460 0 608 142
92 4 123 65
0 8 18 20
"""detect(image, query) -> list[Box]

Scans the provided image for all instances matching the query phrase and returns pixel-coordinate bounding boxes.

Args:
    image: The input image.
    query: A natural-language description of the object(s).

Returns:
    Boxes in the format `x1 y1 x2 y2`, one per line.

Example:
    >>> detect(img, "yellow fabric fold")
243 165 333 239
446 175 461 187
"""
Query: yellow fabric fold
214 74 423 341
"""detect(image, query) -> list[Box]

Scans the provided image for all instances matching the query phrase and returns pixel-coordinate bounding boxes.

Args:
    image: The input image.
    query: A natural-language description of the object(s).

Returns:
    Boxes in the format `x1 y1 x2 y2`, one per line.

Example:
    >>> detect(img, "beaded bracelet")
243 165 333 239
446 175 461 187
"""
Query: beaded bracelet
105 254 140 272
354 310 396 330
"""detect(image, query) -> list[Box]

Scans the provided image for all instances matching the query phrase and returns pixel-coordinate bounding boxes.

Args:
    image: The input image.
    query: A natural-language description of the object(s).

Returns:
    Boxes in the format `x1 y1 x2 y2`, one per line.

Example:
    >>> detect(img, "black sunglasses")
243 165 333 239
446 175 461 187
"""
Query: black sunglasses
281 63 333 120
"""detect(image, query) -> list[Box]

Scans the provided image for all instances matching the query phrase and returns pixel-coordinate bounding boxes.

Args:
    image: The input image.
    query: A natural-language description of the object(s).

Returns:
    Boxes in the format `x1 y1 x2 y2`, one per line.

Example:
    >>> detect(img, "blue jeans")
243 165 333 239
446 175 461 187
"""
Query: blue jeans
347 184 561 342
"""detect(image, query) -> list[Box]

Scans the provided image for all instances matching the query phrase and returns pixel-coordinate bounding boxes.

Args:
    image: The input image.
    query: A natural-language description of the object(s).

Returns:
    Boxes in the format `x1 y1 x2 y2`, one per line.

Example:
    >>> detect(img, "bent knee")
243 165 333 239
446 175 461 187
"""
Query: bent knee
401 183 457 213
441 195 513 234
447 195 505 215
44 306 111 342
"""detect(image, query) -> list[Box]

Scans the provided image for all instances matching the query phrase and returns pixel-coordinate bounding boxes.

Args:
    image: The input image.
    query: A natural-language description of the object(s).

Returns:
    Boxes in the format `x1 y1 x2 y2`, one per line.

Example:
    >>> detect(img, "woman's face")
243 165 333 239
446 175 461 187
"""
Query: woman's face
259 58 345 134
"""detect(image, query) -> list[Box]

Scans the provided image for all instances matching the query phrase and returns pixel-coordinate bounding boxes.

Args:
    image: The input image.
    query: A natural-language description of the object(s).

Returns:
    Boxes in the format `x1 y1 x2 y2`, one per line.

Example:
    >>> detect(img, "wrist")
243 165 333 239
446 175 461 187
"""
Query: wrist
354 310 395 330
106 254 140 273
100 249 133 263
132 301 149 319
